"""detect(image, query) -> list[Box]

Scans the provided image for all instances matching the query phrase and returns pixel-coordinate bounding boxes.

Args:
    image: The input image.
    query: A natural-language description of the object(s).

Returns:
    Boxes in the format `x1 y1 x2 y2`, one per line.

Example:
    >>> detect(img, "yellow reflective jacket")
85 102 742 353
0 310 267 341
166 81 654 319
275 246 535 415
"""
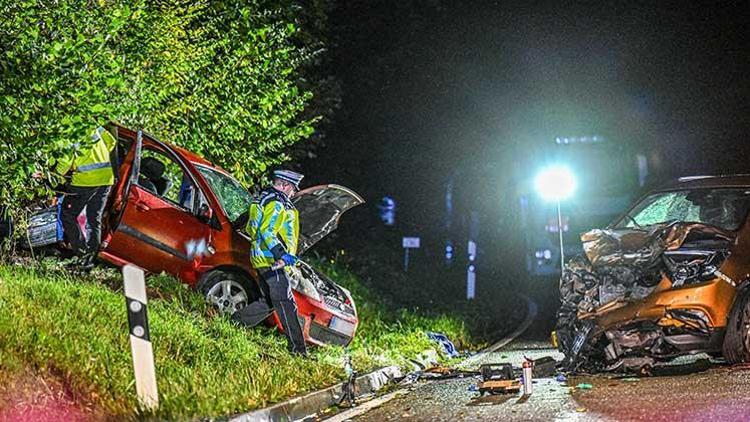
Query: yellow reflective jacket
55 126 116 187
246 188 299 269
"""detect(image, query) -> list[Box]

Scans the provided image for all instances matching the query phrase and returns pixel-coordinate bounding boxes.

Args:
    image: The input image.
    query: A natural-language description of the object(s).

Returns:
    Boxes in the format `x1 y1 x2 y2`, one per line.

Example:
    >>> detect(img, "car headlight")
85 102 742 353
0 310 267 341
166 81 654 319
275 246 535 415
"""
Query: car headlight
339 286 357 315
292 269 322 302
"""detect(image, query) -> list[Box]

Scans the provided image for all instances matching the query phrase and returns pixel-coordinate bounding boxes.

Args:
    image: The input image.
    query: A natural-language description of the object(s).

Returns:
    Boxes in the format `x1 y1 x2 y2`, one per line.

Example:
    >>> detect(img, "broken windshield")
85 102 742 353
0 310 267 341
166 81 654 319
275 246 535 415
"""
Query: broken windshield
196 165 253 223
615 188 750 231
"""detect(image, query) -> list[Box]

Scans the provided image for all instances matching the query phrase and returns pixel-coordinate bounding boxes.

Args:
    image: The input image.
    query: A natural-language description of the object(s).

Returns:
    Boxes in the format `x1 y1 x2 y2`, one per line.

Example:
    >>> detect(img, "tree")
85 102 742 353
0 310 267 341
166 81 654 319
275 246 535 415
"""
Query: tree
0 0 326 218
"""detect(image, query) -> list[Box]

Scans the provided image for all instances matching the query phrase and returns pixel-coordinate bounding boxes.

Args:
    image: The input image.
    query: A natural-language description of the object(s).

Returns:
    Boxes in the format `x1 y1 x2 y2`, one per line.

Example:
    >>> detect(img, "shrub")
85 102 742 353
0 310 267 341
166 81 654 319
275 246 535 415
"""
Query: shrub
0 0 321 214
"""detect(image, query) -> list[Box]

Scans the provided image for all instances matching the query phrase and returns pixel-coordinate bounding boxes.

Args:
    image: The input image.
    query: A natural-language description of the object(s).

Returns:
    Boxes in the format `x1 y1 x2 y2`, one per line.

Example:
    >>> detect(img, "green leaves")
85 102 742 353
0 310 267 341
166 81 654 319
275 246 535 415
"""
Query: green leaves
0 0 321 218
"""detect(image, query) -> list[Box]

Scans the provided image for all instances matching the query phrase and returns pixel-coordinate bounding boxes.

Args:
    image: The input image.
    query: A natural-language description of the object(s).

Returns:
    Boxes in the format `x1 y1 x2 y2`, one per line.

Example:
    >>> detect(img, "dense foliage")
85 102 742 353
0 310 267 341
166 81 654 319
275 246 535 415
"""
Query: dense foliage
0 0 323 213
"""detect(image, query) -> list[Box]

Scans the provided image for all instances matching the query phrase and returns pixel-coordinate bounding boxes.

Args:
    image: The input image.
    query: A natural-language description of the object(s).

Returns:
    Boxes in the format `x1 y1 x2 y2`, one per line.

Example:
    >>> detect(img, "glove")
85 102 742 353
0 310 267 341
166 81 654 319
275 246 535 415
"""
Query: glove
281 253 298 266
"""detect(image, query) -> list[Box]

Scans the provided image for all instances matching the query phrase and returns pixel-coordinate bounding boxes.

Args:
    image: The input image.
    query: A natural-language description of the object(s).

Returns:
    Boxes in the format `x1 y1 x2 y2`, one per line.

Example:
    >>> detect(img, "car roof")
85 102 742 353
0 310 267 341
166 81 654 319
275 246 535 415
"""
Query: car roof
656 175 750 191
168 143 215 168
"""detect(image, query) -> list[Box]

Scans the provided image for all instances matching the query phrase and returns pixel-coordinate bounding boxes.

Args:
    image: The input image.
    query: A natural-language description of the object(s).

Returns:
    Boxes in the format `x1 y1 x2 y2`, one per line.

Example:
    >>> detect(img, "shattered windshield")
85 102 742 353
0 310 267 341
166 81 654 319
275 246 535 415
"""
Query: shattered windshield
196 165 253 222
616 188 750 231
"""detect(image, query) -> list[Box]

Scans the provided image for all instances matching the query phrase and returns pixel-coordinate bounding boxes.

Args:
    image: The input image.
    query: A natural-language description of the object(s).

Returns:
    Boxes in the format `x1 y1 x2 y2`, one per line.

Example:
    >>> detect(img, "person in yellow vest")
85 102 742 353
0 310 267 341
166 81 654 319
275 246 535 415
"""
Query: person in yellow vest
246 169 307 355
55 125 117 268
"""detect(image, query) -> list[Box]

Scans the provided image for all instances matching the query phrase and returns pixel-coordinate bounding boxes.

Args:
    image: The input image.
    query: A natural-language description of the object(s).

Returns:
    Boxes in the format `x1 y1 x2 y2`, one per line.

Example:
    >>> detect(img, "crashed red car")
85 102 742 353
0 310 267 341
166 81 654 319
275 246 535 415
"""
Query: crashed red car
28 125 363 346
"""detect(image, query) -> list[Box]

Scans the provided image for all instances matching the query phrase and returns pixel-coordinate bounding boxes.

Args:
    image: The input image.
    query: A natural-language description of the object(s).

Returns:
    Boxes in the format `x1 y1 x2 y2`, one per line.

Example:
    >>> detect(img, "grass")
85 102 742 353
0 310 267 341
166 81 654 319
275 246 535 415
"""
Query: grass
0 257 472 419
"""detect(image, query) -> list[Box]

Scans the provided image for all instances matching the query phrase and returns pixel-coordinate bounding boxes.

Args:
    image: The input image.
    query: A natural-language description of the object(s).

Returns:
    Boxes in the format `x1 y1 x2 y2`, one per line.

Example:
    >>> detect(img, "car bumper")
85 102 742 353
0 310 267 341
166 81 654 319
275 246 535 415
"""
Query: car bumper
293 292 358 347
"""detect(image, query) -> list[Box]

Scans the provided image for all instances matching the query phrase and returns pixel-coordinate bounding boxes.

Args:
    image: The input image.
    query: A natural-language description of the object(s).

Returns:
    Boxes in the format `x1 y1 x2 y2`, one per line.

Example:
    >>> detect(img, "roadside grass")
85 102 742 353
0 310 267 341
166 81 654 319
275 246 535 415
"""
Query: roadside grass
0 258 470 419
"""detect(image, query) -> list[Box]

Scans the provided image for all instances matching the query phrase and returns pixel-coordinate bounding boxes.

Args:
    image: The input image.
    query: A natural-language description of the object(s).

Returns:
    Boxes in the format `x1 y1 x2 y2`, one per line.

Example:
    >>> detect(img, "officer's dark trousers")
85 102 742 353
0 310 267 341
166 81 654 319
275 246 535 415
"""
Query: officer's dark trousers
262 268 308 355
61 185 111 256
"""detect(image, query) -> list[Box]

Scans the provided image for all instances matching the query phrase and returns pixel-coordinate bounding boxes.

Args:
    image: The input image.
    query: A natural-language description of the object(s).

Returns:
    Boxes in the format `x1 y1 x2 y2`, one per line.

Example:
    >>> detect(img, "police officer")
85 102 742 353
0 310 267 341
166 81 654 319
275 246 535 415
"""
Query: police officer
246 169 307 355
55 125 117 268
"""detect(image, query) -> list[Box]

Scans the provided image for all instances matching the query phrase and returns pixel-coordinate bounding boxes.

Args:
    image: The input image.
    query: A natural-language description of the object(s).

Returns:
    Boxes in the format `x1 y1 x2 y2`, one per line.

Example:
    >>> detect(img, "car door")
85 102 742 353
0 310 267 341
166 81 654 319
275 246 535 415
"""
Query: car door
293 184 365 255
103 132 213 277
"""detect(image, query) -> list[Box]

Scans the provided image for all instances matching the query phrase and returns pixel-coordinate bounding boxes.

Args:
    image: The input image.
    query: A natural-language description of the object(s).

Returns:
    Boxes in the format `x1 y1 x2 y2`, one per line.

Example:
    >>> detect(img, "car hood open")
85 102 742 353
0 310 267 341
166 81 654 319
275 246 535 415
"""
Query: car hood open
293 184 364 255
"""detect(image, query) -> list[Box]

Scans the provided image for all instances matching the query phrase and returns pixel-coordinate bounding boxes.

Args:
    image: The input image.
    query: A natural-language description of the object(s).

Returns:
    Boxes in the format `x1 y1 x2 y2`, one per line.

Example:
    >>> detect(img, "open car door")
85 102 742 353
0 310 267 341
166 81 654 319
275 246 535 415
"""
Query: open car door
293 184 364 255
101 130 213 277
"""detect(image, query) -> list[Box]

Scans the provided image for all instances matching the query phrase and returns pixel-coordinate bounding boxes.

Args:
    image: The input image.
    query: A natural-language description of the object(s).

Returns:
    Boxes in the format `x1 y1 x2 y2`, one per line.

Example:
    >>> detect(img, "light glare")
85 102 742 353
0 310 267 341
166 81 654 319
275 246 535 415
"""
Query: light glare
534 165 576 201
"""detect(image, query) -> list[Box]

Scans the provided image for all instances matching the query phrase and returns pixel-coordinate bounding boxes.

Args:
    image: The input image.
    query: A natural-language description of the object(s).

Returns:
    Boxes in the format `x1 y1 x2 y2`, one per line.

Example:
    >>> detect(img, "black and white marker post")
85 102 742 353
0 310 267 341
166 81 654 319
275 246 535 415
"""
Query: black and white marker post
123 264 159 411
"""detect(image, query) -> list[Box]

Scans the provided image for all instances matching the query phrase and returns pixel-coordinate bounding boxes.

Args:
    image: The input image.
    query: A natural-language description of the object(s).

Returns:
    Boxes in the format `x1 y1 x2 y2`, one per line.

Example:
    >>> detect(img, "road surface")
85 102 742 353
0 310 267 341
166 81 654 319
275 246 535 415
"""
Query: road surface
350 339 750 421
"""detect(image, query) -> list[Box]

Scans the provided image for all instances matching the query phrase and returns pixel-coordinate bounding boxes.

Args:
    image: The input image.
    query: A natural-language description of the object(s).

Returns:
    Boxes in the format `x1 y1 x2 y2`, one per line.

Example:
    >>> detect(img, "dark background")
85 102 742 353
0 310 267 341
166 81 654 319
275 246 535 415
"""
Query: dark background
300 1 750 303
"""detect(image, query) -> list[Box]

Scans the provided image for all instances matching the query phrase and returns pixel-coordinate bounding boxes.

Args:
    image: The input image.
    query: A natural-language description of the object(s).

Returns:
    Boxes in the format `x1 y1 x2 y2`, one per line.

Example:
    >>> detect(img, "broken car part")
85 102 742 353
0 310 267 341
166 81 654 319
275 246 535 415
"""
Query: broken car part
556 178 750 373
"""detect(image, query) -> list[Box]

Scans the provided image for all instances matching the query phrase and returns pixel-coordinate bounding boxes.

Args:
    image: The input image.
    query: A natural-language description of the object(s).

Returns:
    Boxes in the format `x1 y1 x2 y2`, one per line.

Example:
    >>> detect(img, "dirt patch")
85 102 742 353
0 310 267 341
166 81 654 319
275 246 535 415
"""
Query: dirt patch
0 367 103 422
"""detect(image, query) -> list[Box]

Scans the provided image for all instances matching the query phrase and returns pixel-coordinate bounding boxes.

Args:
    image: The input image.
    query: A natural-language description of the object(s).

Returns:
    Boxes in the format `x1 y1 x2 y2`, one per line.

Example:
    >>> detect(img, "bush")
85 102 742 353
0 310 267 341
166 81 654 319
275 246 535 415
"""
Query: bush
0 0 321 214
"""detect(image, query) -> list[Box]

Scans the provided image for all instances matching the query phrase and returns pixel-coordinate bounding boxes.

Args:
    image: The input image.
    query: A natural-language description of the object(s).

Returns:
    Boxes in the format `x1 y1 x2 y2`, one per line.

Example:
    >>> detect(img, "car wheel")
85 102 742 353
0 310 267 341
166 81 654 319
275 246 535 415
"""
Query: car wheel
722 285 750 364
198 270 257 316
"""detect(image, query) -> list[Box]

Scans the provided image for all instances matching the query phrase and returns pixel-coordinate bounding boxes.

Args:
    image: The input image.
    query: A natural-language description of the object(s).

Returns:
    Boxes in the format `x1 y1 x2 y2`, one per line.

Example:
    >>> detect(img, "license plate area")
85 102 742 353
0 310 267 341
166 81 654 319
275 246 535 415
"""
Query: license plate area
329 316 355 336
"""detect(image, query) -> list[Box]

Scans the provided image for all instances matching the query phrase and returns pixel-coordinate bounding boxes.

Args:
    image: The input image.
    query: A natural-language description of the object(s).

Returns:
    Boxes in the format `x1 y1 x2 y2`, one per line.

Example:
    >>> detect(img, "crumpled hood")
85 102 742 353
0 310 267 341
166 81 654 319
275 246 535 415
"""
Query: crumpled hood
581 222 735 268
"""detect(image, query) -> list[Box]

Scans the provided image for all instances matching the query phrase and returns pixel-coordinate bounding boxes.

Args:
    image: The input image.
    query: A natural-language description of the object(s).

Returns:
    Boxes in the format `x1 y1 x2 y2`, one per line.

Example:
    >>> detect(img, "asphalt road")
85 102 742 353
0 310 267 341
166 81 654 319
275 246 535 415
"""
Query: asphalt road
351 340 750 422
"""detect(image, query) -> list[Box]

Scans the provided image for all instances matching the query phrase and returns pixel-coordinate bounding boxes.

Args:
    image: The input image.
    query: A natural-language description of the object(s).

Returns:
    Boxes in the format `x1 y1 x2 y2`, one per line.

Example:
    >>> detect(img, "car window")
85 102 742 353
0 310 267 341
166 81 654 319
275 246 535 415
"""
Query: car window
137 148 196 211
195 165 253 222
617 188 750 231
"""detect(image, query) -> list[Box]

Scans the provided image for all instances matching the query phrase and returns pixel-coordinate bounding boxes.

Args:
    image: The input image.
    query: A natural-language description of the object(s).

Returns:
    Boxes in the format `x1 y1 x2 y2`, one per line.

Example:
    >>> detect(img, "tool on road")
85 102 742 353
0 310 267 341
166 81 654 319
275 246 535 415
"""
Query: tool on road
476 363 521 395
479 363 514 381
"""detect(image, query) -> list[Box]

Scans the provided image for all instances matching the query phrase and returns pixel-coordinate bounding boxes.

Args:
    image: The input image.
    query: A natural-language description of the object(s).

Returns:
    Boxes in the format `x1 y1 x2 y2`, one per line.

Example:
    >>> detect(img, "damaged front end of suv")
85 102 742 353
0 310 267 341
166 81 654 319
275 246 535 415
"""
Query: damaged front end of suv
557 178 750 373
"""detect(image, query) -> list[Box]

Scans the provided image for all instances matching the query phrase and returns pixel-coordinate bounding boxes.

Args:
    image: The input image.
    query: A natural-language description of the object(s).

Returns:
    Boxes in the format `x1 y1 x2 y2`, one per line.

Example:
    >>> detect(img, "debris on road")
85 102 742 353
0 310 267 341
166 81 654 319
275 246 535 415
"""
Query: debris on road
422 366 477 380
408 350 440 371
521 358 534 396
427 332 459 358
576 383 594 390
477 380 522 395
479 363 514 382
531 356 557 377
398 365 479 387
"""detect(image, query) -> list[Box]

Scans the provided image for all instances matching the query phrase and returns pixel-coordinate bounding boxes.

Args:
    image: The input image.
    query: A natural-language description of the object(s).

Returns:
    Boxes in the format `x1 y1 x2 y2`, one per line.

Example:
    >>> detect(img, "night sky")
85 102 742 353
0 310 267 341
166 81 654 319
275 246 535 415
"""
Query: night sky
303 0 750 258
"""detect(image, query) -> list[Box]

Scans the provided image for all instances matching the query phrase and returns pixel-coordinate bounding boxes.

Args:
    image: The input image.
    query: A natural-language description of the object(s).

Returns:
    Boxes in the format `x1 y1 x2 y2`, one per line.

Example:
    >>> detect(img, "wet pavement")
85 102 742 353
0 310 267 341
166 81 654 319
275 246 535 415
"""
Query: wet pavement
351 340 750 421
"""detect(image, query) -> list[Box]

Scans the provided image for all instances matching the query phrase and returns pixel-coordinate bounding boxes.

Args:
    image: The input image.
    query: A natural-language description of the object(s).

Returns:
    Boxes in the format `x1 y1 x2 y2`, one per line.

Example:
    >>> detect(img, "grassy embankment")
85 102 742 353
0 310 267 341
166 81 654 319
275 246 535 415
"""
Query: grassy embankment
0 257 471 419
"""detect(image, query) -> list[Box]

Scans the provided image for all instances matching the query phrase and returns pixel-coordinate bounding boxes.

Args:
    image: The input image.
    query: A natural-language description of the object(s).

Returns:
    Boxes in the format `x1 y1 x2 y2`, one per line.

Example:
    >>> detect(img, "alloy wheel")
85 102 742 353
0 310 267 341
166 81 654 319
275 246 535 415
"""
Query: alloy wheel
206 279 249 315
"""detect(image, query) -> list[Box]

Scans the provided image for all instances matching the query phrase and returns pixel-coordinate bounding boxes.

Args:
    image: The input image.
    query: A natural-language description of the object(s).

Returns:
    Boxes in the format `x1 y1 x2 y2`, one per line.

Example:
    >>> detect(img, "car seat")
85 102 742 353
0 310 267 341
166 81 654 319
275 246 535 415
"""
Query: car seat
139 157 172 196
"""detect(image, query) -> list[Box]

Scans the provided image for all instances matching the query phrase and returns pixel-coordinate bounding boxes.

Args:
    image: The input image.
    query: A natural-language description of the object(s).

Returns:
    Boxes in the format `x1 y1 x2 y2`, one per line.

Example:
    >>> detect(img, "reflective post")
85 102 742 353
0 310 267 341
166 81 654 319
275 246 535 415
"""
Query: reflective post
123 264 159 411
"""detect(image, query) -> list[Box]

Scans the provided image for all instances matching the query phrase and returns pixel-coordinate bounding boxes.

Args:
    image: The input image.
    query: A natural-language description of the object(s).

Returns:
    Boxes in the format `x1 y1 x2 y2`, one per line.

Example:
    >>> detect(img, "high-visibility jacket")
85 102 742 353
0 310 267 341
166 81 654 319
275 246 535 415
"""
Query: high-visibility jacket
55 126 116 187
246 188 299 269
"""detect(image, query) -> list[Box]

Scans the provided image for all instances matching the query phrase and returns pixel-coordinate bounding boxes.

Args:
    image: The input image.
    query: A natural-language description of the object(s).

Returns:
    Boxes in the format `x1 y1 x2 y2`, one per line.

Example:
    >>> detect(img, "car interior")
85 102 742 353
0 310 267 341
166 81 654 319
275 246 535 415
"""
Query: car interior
138 149 197 211
139 156 171 196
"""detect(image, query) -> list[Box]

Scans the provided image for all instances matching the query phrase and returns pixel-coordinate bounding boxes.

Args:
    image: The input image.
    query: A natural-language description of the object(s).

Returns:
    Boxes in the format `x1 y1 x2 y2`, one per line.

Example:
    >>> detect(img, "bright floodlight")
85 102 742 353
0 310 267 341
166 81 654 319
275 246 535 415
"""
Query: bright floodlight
534 165 576 201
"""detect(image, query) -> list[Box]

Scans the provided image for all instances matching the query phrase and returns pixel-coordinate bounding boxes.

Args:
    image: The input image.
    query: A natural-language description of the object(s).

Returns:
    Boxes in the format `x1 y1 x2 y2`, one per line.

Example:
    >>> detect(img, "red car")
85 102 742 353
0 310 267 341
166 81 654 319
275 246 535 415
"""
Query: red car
28 124 363 346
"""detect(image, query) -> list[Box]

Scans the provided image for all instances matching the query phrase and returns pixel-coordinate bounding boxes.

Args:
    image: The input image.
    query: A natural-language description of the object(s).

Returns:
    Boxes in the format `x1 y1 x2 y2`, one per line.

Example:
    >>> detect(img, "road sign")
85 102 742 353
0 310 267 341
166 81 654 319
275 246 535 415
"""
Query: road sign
402 237 420 272
402 237 420 248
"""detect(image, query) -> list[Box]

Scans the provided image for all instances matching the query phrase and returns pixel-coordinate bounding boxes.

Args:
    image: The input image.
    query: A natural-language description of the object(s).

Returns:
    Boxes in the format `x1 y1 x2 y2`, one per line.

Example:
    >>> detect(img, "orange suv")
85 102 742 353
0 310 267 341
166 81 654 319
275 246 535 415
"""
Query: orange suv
557 175 750 372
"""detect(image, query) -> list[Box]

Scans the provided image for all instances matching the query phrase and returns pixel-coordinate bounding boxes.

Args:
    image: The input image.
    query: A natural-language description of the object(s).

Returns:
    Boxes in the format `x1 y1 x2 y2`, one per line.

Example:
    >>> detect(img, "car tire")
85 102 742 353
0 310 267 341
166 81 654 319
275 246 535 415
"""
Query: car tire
198 270 258 316
722 284 750 364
